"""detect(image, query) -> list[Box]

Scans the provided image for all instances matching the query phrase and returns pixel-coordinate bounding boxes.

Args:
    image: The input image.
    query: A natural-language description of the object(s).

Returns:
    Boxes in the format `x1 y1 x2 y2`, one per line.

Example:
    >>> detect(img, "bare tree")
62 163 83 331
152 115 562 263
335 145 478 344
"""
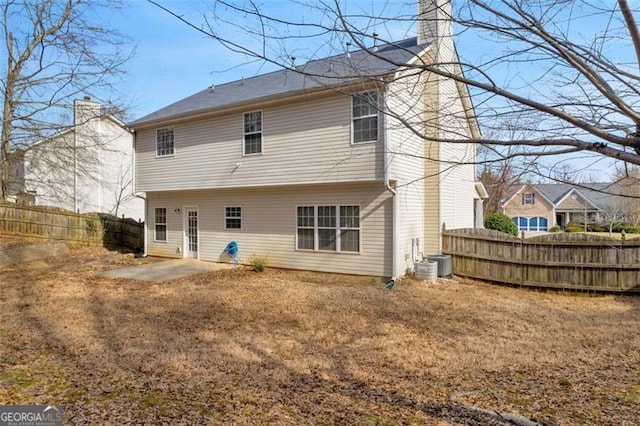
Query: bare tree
109 151 135 218
149 0 640 181
613 164 640 225
0 0 133 200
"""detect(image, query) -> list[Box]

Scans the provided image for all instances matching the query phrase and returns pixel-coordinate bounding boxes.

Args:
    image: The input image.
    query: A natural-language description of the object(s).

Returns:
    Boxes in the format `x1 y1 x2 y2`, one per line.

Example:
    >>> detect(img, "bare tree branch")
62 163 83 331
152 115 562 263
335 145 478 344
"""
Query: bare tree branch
0 0 134 200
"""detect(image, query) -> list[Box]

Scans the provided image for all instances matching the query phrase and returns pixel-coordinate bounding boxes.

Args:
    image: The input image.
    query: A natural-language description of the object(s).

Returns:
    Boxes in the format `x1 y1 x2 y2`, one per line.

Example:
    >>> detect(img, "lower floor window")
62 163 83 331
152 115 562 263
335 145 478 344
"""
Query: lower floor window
297 205 360 252
155 207 167 241
225 206 242 229
512 216 548 231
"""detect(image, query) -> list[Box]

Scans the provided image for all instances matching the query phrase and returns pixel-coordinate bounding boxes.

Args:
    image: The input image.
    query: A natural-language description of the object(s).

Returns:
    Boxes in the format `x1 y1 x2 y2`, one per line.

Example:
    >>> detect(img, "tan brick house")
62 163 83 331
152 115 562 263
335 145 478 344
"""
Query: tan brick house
502 183 625 232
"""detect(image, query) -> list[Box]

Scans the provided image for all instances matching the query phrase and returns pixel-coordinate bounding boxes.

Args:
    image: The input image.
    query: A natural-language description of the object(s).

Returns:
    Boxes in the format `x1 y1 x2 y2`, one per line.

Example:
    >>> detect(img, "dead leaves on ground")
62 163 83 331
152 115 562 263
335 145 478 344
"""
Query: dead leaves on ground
0 248 639 424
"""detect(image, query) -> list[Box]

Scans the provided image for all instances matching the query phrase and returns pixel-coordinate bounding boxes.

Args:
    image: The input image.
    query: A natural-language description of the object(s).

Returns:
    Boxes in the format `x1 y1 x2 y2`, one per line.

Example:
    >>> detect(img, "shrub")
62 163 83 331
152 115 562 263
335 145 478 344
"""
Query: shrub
622 225 640 234
611 222 626 233
249 254 268 272
484 213 518 236
565 226 583 233
588 224 607 232
549 225 562 233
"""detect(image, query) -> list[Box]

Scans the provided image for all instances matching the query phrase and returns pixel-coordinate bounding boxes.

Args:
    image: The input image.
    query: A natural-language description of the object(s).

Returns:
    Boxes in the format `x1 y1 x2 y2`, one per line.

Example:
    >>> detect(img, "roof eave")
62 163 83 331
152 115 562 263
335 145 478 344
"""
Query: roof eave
127 76 386 130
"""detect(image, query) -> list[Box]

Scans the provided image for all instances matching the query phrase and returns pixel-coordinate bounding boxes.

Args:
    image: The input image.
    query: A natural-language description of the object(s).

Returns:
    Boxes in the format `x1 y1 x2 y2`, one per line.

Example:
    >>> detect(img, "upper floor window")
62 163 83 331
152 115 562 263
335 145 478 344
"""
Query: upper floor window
352 91 379 143
154 207 167 241
225 206 242 229
243 111 262 155
156 127 174 157
523 193 535 205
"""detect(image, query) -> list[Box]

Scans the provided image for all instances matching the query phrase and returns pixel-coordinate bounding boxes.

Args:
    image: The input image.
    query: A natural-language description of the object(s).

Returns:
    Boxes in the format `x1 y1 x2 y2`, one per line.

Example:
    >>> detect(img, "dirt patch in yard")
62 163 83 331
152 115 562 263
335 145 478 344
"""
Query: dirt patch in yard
0 248 638 424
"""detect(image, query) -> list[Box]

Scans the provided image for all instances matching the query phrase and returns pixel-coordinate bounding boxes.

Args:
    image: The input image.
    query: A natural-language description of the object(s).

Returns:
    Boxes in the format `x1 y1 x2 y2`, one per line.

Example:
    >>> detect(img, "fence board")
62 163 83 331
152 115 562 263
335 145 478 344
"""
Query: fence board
0 204 144 251
442 228 640 292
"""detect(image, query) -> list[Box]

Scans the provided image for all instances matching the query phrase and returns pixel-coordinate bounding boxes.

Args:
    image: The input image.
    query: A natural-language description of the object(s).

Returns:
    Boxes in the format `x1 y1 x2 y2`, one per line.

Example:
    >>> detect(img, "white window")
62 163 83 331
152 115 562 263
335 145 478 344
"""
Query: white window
352 91 379 143
318 206 337 251
156 127 174 157
243 111 262 155
225 206 242 229
512 216 548 231
154 207 167 241
296 205 360 252
340 205 360 252
296 206 315 250
523 193 535 205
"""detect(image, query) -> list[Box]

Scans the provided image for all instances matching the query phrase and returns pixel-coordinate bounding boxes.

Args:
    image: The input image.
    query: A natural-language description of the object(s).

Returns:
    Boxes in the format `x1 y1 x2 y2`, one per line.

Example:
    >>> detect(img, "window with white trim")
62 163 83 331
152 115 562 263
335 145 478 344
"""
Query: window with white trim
225 206 242 229
340 205 360 252
296 206 315 250
243 111 262 154
296 205 360 252
522 192 535 205
154 207 167 241
352 91 379 143
156 127 174 157
318 206 337 250
512 216 548 231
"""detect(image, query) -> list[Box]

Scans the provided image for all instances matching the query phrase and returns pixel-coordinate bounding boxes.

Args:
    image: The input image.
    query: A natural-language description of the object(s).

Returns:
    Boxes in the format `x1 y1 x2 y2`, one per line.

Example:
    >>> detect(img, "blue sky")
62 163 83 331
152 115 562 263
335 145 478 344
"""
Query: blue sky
110 0 636 180
115 1 416 119
117 1 235 119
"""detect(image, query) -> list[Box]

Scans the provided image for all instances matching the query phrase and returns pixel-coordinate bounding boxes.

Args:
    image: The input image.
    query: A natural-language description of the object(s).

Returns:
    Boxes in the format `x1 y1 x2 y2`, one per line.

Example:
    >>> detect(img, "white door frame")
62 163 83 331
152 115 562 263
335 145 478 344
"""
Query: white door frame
183 206 199 259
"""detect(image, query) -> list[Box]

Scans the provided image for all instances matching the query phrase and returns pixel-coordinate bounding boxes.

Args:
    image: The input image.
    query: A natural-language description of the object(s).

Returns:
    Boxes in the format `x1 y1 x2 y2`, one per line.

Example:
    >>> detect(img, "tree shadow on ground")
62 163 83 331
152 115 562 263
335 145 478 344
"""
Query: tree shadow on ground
2 254 639 424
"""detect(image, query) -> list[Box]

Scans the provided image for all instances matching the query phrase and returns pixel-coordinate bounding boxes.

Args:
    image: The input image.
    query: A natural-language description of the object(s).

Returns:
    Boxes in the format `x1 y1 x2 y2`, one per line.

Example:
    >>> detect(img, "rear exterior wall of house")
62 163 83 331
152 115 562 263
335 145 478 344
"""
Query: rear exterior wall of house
134 91 385 193
145 183 393 277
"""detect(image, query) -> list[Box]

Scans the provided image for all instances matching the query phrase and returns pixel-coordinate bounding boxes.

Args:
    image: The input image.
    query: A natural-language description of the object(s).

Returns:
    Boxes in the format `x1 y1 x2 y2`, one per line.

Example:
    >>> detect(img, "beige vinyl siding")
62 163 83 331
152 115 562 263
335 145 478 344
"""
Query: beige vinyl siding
387 70 426 274
135 93 384 192
417 31 477 255
145 182 392 277
423 148 440 255
434 29 476 245
422 51 442 256
24 116 143 219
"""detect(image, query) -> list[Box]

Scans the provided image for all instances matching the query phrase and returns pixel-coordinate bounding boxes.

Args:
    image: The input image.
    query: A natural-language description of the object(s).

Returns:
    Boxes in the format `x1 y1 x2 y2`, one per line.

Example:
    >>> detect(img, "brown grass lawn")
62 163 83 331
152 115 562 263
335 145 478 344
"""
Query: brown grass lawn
1 248 639 425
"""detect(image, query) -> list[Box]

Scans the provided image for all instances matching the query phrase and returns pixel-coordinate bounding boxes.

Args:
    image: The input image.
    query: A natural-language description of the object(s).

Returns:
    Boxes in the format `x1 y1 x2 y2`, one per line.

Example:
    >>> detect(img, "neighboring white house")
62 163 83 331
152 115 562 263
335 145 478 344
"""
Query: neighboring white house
12 97 144 220
129 0 485 278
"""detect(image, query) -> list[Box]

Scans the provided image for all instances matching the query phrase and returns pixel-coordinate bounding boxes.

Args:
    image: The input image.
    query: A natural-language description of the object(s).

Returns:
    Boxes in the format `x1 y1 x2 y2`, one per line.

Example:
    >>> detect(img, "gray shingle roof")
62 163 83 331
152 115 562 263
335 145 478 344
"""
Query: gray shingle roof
128 38 427 127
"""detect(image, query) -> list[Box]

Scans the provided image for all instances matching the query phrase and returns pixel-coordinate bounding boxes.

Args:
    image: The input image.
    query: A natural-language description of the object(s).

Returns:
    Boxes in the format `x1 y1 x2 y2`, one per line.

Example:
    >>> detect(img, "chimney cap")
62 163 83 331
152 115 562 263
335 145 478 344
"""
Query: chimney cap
83 95 91 101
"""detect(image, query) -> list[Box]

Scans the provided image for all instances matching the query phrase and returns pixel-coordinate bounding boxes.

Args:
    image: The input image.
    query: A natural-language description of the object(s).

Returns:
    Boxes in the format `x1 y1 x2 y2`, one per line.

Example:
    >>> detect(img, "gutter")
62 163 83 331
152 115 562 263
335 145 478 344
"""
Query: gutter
127 79 382 131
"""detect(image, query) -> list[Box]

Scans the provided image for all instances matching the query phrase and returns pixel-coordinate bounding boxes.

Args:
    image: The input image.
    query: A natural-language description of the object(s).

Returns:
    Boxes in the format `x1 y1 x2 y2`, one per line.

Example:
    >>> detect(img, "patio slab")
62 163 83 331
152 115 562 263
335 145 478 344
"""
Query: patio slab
100 258 234 282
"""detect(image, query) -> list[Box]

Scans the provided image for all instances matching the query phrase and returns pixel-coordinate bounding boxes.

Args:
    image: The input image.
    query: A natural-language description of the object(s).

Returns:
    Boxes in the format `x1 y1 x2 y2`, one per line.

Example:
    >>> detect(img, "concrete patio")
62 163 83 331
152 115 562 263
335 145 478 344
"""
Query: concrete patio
100 258 234 282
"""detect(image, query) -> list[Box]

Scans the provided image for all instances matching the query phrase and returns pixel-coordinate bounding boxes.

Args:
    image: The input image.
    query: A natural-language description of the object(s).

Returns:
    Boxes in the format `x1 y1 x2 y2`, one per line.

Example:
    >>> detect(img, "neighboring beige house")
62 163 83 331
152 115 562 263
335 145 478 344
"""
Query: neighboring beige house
10 98 144 220
129 1 486 278
502 183 630 231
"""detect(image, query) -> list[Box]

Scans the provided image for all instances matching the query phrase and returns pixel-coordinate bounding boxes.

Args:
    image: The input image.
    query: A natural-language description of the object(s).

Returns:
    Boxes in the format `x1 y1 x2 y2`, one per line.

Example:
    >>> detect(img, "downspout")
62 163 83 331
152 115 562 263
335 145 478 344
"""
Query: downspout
130 129 147 257
383 92 398 282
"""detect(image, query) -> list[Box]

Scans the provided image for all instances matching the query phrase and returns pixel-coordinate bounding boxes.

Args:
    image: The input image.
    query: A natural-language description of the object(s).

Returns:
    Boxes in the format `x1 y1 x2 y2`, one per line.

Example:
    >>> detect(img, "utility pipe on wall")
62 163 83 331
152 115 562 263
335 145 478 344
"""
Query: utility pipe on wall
382 88 398 281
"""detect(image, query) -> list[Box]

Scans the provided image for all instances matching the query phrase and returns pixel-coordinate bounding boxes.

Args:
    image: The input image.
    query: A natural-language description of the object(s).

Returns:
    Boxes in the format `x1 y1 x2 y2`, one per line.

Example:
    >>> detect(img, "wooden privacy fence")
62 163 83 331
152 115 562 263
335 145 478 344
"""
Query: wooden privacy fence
0 203 144 251
101 216 144 251
442 228 640 292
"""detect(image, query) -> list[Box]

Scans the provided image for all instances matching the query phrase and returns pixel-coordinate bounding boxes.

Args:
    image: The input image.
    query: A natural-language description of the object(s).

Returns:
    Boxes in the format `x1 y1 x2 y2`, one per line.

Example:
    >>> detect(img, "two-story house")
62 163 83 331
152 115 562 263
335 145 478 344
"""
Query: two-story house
129 0 484 278
11 97 144 220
